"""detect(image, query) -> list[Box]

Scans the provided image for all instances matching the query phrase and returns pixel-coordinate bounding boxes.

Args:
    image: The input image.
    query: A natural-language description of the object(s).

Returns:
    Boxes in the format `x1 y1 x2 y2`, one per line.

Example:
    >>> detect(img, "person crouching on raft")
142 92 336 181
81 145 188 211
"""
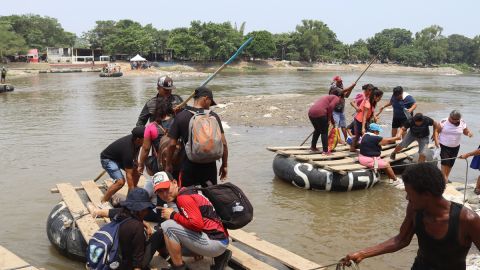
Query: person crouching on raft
359 123 401 185
308 95 341 154
350 88 383 152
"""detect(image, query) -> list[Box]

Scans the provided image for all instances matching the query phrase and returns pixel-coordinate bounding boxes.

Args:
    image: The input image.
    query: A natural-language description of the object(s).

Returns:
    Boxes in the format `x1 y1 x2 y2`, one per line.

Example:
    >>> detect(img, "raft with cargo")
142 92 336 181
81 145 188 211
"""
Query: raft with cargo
268 141 433 191
99 72 123 77
47 176 324 270
0 84 14 93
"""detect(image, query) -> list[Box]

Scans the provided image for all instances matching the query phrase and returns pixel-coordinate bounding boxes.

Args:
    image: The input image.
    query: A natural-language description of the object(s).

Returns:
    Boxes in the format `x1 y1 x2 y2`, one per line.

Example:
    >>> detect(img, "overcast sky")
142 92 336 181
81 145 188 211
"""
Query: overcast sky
1 0 479 44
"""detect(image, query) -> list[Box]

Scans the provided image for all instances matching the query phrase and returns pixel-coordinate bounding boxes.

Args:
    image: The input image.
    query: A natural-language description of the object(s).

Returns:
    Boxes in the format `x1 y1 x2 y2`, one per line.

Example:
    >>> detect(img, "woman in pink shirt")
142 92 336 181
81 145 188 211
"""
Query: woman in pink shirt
350 88 383 152
436 110 473 183
138 100 173 174
308 95 341 153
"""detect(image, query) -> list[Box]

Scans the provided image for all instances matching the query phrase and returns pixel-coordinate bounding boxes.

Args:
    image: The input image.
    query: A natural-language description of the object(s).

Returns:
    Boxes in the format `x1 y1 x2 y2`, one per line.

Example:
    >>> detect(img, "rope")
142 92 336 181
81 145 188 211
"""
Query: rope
309 260 359 270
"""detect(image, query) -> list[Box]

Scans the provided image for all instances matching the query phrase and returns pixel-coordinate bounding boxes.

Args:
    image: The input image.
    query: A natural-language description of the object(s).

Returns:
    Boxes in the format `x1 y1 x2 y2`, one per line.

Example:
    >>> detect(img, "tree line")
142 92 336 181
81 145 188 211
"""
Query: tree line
1 14 480 67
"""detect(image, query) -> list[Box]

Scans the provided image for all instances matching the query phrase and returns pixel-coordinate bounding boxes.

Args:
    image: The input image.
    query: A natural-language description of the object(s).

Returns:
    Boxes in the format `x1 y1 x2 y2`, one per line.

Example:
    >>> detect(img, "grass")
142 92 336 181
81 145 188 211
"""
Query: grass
439 63 477 73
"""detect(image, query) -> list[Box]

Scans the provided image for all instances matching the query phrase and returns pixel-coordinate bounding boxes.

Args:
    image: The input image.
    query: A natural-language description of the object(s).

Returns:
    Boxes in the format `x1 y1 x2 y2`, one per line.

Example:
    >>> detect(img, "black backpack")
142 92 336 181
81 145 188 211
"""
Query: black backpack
190 183 253 230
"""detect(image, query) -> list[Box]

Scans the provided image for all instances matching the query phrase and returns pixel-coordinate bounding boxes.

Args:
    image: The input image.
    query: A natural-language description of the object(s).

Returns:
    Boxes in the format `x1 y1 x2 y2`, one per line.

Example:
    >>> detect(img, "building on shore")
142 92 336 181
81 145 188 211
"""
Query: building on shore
46 47 109 64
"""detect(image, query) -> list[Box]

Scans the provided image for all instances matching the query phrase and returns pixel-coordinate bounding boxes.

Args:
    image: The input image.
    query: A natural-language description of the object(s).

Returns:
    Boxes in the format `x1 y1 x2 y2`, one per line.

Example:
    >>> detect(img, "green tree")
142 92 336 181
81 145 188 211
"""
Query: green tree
0 14 75 51
472 35 480 66
294 20 340 62
414 25 448 64
349 39 370 62
0 22 27 58
83 20 117 49
446 34 474 64
245 31 276 59
167 28 210 61
367 28 413 61
190 21 242 61
391 45 426 66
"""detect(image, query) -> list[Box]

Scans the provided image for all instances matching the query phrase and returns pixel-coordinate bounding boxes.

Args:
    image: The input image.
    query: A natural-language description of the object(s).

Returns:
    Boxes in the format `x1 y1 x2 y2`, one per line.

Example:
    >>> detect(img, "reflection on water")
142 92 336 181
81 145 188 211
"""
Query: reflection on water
0 72 479 269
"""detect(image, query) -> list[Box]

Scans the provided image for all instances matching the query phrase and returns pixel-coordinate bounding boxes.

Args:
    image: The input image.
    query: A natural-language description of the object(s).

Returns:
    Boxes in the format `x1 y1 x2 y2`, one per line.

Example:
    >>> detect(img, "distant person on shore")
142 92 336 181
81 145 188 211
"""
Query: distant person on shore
165 87 228 187
389 113 440 163
350 88 383 152
99 127 145 207
136 76 183 126
376 86 417 137
342 163 480 269
436 110 473 183
328 76 356 142
459 146 480 195
359 123 401 184
308 95 341 154
1 66 7 83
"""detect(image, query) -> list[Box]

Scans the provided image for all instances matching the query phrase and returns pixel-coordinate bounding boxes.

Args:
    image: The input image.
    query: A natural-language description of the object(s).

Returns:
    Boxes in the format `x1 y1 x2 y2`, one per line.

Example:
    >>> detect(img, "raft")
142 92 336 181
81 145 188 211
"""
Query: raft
269 142 433 191
0 84 14 93
48 178 322 269
99 72 123 77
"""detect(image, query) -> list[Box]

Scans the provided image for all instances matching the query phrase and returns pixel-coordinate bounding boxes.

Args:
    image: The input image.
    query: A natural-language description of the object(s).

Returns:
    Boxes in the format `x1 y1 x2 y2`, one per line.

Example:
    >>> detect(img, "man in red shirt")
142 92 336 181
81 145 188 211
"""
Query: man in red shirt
153 172 231 270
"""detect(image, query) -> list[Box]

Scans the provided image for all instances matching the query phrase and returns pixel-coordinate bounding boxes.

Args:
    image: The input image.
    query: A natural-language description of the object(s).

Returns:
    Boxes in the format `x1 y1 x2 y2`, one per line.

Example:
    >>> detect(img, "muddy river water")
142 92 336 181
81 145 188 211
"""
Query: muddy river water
1 71 479 269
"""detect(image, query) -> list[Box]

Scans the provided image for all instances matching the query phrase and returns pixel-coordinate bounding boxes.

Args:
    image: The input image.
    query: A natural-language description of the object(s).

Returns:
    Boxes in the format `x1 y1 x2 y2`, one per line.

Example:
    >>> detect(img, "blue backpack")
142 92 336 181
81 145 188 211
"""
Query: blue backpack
86 217 131 270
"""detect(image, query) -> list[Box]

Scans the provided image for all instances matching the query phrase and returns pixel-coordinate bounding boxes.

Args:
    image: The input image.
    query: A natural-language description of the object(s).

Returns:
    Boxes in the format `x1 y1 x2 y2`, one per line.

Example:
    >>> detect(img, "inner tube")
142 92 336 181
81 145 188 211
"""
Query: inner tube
46 201 86 261
0 84 14 93
273 155 378 191
99 72 123 77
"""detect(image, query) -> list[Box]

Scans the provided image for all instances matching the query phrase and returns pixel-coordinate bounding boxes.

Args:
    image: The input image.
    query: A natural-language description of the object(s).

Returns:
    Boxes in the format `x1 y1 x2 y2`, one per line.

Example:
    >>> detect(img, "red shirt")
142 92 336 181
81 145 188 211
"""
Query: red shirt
308 95 340 118
173 187 228 240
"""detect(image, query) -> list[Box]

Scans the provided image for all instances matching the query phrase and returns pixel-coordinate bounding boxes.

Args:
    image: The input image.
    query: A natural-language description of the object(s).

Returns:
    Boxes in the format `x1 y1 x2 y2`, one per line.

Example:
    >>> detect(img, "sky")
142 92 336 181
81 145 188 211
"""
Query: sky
1 0 479 44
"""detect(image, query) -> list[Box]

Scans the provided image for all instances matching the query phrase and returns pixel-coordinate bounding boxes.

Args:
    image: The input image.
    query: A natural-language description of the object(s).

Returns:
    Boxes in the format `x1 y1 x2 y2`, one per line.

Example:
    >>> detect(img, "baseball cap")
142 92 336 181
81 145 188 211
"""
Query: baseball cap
153 171 174 192
157 76 175 90
333 75 342 82
194 86 217 106
368 123 383 133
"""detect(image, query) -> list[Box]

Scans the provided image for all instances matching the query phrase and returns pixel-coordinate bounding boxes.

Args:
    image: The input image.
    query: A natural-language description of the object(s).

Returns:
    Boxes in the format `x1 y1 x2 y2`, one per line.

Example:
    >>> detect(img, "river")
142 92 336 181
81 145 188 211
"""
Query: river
0 71 479 269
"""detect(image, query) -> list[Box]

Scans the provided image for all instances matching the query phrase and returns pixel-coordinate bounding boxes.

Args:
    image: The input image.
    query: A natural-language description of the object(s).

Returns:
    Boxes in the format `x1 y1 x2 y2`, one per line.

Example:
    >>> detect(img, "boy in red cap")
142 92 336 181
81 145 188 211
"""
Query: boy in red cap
329 75 356 142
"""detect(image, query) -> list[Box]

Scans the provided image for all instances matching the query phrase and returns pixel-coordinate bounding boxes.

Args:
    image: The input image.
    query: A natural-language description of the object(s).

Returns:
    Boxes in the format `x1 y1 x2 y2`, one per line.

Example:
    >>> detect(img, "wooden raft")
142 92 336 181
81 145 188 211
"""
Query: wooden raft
51 176 323 270
0 245 40 270
268 141 421 173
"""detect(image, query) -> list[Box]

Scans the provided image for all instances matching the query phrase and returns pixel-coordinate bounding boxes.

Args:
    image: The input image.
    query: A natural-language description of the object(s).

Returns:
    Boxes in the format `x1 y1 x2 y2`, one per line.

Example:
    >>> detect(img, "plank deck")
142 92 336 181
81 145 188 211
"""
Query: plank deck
56 183 99 242
229 230 321 270
0 245 39 270
81 180 111 222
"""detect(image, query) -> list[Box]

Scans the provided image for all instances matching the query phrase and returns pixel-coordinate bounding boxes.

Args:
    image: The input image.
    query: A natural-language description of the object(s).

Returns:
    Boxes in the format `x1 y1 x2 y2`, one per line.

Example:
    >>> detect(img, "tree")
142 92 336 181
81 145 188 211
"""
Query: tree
414 25 448 64
391 45 426 66
349 39 370 62
167 28 210 61
83 20 117 50
0 22 27 59
446 34 474 64
245 31 276 59
472 35 480 66
367 28 413 61
190 21 242 61
0 14 75 51
294 20 340 62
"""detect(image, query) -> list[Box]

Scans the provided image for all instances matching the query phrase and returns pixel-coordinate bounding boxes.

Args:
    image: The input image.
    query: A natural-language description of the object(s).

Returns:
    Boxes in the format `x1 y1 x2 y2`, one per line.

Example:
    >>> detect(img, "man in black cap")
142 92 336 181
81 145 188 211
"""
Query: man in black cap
165 86 228 187
100 127 145 206
136 76 184 126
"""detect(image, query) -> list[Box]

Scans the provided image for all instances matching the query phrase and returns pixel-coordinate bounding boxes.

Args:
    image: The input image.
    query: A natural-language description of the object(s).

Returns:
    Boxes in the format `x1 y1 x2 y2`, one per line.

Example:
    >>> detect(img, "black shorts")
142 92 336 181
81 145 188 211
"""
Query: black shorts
180 158 217 187
392 117 407 129
440 144 460 167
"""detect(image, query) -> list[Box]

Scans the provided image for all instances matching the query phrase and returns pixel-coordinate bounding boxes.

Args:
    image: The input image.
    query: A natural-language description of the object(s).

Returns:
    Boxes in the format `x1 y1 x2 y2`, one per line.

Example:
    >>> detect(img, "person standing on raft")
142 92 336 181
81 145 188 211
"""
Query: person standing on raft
328 75 356 143
307 95 341 154
342 163 480 269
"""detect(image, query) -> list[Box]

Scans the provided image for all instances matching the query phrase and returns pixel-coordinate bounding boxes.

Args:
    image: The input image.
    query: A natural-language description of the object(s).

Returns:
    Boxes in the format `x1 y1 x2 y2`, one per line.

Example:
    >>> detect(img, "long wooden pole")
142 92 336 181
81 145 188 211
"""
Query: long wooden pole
93 170 106 182
300 54 379 146
175 37 254 110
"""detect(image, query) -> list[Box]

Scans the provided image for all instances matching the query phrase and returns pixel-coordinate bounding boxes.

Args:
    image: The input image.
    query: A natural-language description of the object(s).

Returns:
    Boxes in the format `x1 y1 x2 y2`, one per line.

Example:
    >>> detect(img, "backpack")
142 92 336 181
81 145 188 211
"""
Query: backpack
86 217 131 270
185 109 223 163
198 183 253 230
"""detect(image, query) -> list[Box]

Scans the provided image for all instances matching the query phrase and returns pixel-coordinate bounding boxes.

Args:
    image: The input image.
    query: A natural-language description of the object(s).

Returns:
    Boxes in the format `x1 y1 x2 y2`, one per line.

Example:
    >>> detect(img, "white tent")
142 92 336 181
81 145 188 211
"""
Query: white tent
130 54 146 61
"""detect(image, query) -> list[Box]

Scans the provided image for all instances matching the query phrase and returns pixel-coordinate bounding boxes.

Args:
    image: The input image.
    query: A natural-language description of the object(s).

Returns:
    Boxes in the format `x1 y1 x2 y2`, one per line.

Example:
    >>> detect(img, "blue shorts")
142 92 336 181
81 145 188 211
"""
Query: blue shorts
100 159 124 181
332 111 347 128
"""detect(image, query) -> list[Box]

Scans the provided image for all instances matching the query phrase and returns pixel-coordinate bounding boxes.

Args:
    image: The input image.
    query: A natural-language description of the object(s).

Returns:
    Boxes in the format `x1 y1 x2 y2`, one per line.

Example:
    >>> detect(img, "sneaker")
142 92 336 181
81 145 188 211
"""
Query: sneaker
97 201 112 209
211 250 232 270
389 152 396 160
388 178 403 186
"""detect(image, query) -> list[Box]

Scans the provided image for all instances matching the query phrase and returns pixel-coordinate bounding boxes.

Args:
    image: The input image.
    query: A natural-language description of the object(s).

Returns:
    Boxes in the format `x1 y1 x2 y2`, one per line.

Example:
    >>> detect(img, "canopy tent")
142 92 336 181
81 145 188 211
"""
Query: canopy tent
130 54 146 61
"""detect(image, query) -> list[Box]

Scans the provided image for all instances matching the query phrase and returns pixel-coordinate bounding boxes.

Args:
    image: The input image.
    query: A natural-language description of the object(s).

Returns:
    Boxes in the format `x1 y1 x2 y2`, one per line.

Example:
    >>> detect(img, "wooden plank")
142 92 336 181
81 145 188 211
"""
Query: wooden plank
281 145 350 155
0 245 39 270
51 183 104 193
56 183 99 242
295 152 350 161
81 180 111 222
329 163 367 172
313 157 357 167
228 245 277 270
266 146 310 151
229 230 321 270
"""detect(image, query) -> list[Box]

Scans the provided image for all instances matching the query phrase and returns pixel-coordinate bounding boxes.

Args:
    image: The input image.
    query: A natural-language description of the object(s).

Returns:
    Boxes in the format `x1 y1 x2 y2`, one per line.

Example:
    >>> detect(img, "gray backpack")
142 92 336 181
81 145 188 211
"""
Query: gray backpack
185 109 223 163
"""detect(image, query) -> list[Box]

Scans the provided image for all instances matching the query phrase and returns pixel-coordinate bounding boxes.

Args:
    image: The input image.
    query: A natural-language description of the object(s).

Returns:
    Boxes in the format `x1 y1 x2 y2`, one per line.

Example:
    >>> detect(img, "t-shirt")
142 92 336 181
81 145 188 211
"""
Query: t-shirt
308 95 341 118
439 118 467 147
360 133 383 157
100 135 140 169
329 84 345 112
403 116 434 138
391 92 416 119
354 99 373 123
